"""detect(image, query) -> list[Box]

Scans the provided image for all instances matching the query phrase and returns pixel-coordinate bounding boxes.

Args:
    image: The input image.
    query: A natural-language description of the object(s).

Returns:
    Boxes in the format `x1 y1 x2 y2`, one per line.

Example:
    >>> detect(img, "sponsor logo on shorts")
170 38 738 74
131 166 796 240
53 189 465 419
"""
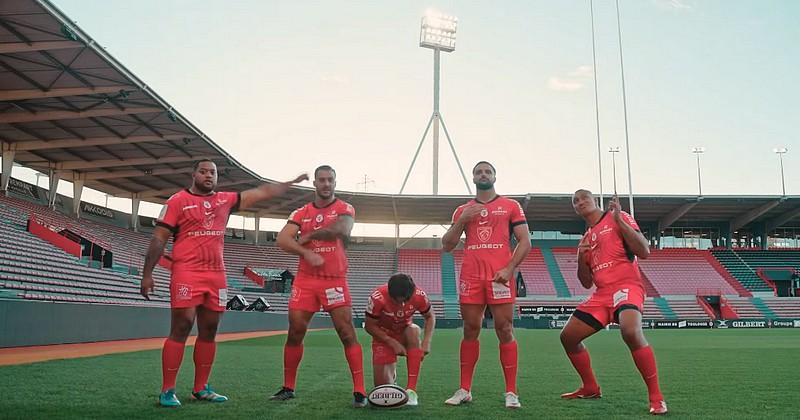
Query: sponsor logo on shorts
325 287 345 305
459 280 469 296
176 283 192 300
492 281 512 299
613 288 629 307
290 287 300 302
218 288 228 307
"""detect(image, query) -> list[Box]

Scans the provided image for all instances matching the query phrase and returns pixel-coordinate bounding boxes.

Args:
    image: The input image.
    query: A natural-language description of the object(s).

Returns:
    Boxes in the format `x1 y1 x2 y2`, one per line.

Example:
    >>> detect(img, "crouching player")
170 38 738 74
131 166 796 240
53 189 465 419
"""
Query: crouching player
364 273 435 406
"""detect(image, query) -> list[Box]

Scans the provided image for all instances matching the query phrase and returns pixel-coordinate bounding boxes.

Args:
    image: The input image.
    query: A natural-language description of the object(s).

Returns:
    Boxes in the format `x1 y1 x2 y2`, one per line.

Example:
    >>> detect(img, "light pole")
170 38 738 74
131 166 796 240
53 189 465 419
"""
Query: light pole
615 0 635 216
400 10 471 195
609 147 620 195
692 147 705 196
774 147 788 196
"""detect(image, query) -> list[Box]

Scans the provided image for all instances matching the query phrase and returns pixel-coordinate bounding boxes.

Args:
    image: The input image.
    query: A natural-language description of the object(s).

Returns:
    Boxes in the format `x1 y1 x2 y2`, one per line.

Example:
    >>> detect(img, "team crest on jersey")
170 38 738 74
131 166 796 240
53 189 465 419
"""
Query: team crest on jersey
478 226 493 242
591 232 597 242
480 208 488 218
203 201 211 209
203 212 215 229
315 214 324 223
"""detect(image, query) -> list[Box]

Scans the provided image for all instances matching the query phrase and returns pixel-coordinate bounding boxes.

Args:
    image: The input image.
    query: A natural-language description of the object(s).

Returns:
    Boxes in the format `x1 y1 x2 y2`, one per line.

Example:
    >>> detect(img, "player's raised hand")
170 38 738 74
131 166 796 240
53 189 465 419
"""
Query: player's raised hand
609 195 622 221
458 204 485 224
288 173 309 184
577 233 591 262
140 274 155 300
492 266 513 284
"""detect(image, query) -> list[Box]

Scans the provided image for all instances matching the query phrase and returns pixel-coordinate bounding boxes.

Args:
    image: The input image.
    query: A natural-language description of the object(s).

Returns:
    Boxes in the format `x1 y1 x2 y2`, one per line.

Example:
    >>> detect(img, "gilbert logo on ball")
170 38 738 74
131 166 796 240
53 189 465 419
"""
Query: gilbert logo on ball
367 384 408 408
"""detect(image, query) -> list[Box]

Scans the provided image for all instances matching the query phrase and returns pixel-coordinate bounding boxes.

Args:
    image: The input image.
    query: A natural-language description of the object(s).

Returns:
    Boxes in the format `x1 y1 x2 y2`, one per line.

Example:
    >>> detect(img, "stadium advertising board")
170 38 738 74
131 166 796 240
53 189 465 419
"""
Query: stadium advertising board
82 202 115 219
519 305 577 317
715 319 800 328
649 320 714 329
7 178 40 201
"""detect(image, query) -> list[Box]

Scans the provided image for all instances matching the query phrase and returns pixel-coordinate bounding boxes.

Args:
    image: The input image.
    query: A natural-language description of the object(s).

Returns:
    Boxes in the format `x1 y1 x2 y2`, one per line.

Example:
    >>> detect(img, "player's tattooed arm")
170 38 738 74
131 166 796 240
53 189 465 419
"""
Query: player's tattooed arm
299 215 354 243
140 226 171 299
576 235 594 289
277 223 323 266
609 196 650 259
239 173 308 210
421 309 436 356
493 224 531 284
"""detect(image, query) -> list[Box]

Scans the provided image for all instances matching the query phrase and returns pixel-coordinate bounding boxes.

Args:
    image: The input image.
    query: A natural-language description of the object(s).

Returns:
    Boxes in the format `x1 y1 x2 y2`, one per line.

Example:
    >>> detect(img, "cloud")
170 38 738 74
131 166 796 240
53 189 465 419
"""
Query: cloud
547 65 593 92
654 0 692 10
548 77 584 92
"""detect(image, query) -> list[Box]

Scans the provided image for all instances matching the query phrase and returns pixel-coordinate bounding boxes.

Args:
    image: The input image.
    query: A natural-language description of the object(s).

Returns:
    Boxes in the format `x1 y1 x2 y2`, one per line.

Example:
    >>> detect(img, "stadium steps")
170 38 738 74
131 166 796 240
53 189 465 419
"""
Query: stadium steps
440 252 460 318
638 269 661 298
540 247 571 297
710 250 772 292
702 251 752 297
750 297 777 319
0 288 23 299
653 297 677 319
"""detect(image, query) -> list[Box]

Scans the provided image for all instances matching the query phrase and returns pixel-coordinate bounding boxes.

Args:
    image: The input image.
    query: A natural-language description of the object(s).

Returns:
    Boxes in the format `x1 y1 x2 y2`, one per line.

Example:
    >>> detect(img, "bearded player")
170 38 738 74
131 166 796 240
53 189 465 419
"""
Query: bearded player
441 161 531 408
560 191 667 415
270 165 367 407
364 273 436 406
141 159 307 407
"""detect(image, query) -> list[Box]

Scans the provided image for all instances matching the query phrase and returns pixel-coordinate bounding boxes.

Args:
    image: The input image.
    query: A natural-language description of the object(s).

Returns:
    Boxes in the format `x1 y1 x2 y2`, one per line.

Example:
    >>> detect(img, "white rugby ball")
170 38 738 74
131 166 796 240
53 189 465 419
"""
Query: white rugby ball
367 384 408 408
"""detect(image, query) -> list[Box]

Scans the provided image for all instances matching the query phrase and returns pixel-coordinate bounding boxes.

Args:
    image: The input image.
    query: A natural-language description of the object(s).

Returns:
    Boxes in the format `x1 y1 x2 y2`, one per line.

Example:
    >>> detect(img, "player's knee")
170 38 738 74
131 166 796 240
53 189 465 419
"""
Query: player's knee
494 321 514 343
560 329 579 350
286 326 307 345
335 325 357 346
620 326 645 347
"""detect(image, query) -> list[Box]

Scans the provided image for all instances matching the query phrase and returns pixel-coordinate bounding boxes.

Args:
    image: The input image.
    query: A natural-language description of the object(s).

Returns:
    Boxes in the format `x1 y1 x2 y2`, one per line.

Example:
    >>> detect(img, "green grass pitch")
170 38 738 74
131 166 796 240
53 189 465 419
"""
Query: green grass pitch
0 328 797 419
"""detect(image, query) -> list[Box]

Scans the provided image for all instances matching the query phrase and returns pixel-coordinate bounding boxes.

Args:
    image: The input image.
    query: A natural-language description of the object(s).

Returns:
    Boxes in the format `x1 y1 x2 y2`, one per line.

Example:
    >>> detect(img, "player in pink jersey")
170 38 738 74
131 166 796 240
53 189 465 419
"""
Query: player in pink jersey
141 159 307 408
560 191 667 415
364 273 436 406
270 165 368 407
442 161 531 409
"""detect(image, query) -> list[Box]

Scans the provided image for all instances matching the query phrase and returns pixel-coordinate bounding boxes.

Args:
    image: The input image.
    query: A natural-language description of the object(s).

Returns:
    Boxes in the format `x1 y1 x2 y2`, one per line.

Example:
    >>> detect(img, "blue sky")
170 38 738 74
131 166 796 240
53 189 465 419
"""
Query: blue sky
12 0 799 233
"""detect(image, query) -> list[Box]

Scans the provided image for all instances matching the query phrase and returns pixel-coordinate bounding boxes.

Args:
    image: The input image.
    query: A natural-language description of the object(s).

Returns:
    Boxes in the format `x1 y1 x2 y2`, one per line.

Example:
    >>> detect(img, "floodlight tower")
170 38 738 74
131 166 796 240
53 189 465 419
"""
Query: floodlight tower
400 11 471 195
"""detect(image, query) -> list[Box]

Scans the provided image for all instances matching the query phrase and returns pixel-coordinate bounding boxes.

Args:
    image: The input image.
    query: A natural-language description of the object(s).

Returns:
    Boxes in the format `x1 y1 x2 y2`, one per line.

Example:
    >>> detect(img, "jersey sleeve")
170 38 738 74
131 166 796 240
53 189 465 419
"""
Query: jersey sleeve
340 201 355 219
413 289 432 314
451 205 465 224
619 211 640 231
225 191 241 214
510 199 527 228
288 206 304 227
156 194 181 233
365 290 385 318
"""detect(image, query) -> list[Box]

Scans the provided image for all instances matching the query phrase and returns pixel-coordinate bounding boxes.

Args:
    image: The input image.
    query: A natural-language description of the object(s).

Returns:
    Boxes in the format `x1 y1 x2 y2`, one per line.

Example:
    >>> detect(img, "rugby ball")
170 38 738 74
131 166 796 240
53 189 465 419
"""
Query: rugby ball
367 384 408 408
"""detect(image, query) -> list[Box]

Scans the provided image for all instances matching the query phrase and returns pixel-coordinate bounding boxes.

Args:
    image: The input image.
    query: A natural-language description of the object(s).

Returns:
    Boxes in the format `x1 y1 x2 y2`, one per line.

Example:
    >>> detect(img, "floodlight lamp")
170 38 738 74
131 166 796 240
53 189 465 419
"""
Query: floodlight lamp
420 11 458 52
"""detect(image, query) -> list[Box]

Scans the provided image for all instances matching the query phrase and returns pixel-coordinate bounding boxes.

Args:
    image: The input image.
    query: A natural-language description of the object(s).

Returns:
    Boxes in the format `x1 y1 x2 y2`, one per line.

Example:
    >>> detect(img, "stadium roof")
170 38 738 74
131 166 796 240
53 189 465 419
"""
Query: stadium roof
1 0 799 231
